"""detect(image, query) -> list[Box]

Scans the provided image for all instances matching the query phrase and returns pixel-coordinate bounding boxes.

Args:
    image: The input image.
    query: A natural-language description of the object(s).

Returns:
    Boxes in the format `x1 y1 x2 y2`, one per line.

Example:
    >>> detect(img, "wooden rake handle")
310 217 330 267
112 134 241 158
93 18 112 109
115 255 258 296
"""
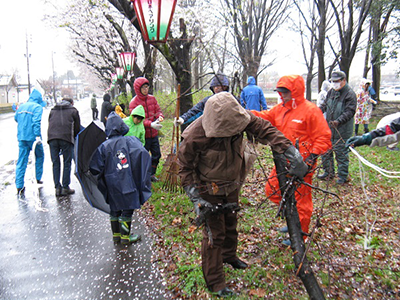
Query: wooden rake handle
176 84 181 153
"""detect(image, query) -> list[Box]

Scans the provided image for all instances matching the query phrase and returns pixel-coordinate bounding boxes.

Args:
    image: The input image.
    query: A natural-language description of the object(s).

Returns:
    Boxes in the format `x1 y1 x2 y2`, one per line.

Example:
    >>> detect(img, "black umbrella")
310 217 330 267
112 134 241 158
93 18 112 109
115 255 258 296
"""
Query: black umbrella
74 122 109 213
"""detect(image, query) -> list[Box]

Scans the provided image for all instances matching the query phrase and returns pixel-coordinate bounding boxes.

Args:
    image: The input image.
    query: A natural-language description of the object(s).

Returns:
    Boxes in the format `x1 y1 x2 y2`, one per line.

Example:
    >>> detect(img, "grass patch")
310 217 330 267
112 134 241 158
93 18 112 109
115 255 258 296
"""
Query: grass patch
141 103 400 299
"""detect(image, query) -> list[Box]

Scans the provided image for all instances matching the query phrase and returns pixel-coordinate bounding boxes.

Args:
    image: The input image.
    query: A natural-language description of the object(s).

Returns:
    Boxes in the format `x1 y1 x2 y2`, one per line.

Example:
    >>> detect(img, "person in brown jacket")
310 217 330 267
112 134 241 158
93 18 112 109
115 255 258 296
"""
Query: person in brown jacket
178 92 308 297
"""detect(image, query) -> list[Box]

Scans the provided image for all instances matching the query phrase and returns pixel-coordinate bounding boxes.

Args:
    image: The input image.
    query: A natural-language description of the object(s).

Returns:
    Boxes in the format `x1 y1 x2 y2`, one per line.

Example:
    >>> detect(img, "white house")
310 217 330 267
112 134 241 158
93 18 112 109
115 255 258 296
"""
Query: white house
0 74 21 104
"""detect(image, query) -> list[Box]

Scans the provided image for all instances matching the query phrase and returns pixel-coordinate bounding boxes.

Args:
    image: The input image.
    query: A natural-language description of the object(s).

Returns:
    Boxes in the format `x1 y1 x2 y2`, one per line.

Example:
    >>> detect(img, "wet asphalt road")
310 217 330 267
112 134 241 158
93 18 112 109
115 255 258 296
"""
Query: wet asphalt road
0 98 169 299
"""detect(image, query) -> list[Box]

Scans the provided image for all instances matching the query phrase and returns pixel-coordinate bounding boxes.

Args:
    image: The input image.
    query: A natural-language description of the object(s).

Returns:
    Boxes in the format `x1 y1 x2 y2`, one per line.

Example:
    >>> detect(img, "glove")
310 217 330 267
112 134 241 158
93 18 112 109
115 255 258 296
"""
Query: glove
304 153 318 171
35 136 42 145
173 117 184 127
283 145 308 179
151 120 163 130
345 133 372 148
329 120 339 128
183 184 212 215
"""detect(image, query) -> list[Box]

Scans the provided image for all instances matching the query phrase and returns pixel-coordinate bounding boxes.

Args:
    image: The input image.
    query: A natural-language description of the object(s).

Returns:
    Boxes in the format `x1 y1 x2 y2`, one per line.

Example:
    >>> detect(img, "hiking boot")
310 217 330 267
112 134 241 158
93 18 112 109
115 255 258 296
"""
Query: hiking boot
61 187 75 196
55 188 62 197
282 239 291 246
223 258 248 269
216 287 234 298
317 172 334 181
277 226 288 233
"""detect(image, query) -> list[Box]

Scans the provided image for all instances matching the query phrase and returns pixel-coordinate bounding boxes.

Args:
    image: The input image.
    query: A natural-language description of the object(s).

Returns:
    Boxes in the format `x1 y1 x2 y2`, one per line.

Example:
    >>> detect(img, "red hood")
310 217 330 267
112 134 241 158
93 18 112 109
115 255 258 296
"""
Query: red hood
133 77 149 101
276 75 306 106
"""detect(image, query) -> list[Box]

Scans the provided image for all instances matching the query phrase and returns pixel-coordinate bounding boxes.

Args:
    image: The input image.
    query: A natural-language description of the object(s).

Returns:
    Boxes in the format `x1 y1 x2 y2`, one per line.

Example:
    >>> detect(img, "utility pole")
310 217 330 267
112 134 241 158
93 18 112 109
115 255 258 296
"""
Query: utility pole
24 33 31 95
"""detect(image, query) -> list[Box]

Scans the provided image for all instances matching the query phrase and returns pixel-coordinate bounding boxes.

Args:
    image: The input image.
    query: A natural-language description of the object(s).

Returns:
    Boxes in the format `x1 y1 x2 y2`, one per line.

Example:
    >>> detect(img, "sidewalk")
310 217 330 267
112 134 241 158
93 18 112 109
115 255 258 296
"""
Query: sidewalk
0 98 170 299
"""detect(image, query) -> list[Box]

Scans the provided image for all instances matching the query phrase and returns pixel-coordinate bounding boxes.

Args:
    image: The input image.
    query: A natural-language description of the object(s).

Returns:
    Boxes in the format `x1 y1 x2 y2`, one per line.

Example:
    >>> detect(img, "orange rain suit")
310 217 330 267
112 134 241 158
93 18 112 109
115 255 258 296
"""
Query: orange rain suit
252 75 332 234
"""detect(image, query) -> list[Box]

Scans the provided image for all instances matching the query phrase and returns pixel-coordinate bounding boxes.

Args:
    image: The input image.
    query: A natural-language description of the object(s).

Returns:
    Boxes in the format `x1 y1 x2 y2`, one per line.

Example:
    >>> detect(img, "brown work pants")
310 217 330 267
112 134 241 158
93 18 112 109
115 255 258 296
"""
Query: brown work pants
200 189 239 292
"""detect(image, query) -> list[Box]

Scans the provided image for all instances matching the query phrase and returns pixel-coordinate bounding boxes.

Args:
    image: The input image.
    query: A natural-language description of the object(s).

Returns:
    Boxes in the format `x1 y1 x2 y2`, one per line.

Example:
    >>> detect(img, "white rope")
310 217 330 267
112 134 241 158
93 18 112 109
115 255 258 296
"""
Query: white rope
349 146 400 178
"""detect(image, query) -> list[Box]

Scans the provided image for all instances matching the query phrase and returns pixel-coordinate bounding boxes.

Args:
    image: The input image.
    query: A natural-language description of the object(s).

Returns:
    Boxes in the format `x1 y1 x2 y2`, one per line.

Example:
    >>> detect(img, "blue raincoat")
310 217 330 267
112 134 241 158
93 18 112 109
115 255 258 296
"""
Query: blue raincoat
90 112 152 211
240 76 268 111
14 89 46 189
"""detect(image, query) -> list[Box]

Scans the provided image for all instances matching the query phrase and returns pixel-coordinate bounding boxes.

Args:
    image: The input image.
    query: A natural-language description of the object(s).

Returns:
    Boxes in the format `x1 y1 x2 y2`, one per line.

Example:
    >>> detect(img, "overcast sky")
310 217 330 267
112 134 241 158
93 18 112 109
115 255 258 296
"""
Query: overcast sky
0 0 76 85
0 0 397 88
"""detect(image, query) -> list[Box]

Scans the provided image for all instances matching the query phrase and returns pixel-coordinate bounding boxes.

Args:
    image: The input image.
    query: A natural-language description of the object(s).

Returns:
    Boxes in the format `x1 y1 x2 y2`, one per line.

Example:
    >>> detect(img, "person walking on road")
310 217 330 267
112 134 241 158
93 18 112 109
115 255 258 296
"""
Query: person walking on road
48 97 81 197
90 93 98 120
100 93 116 126
129 77 164 182
14 89 47 198
90 112 152 244
319 71 357 185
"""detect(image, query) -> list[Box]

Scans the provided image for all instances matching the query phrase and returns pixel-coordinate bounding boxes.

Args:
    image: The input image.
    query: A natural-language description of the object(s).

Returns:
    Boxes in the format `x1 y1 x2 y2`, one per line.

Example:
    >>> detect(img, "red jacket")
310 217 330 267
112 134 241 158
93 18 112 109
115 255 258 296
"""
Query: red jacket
129 77 164 138
252 75 331 158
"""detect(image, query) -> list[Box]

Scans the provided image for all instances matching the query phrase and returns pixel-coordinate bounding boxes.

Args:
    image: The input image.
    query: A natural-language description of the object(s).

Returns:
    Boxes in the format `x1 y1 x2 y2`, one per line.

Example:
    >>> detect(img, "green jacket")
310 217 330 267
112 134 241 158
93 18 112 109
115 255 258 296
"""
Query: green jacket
123 105 146 145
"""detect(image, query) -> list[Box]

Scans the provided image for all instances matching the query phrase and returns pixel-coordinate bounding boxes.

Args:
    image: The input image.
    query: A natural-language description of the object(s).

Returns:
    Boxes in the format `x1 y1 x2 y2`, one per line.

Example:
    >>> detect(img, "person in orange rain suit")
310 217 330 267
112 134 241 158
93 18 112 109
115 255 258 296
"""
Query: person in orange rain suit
252 75 332 245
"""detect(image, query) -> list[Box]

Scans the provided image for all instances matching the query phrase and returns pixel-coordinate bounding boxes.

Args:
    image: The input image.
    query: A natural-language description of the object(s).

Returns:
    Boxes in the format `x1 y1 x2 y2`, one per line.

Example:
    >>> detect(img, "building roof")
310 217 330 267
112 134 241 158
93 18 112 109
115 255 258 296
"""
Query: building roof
0 74 18 88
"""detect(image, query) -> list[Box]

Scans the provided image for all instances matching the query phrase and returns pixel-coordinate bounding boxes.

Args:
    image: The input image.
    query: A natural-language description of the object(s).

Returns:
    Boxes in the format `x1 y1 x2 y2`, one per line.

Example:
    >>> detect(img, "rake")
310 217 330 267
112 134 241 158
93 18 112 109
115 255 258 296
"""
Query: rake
161 84 182 193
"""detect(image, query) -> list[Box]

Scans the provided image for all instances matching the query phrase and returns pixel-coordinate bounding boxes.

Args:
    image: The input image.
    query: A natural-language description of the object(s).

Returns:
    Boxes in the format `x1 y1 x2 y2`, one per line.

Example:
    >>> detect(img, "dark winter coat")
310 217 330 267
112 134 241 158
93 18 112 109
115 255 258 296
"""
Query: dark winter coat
320 83 357 140
128 77 164 139
90 112 152 211
180 74 230 124
100 100 116 125
48 100 81 145
178 92 292 196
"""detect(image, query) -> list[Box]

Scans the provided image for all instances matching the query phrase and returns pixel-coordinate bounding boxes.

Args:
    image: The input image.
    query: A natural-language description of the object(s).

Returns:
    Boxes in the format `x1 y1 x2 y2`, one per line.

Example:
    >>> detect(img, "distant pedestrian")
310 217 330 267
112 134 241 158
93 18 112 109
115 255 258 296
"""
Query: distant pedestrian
240 76 267 111
14 89 47 198
240 76 268 143
123 104 146 145
90 93 98 120
129 77 164 182
48 97 81 197
100 93 116 126
319 71 357 185
316 80 332 108
90 112 152 244
354 78 377 135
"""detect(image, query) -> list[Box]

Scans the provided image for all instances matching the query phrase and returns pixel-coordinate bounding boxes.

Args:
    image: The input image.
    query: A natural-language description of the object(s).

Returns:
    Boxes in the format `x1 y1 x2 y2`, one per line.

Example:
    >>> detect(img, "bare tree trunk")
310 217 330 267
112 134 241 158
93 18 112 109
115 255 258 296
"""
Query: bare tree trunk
316 0 327 90
273 151 325 300
363 23 372 78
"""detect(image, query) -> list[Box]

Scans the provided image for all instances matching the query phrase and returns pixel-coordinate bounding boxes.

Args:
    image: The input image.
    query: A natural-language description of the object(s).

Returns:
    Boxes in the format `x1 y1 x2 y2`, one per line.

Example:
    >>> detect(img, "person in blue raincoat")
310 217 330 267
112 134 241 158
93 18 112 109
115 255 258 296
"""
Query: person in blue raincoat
90 112 152 245
240 76 268 143
240 76 268 111
14 89 47 198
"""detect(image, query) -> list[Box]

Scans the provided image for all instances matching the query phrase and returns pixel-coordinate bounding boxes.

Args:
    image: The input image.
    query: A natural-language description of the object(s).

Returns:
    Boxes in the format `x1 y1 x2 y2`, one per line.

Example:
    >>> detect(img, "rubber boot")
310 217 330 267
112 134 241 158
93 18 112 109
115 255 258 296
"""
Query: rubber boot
110 217 121 242
119 217 141 244
354 124 359 136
